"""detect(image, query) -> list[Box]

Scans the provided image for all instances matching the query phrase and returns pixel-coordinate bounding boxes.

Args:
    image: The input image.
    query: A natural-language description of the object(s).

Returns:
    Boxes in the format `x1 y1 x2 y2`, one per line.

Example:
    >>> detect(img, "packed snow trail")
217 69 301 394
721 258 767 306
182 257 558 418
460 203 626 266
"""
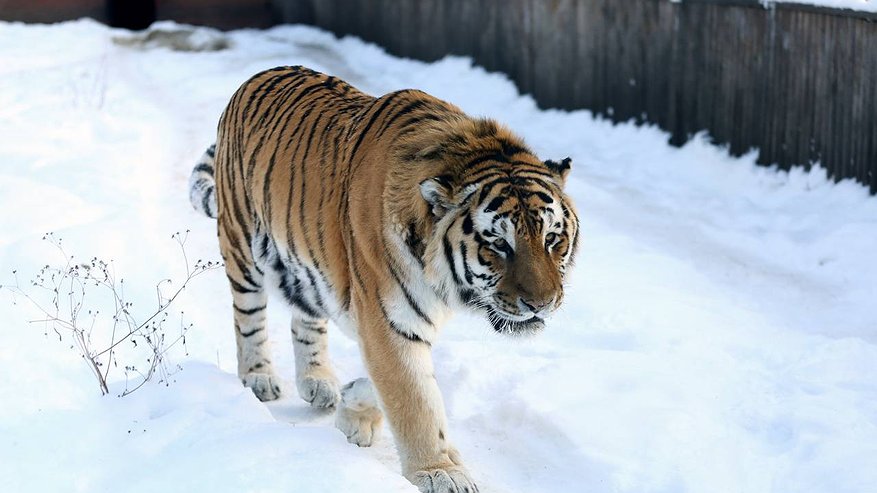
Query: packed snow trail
1 20 876 493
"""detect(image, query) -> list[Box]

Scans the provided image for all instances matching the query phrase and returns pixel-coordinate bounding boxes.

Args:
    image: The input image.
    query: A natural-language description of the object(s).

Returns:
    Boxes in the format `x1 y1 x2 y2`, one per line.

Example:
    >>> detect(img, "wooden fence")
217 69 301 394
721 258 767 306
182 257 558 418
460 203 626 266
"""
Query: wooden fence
272 0 877 193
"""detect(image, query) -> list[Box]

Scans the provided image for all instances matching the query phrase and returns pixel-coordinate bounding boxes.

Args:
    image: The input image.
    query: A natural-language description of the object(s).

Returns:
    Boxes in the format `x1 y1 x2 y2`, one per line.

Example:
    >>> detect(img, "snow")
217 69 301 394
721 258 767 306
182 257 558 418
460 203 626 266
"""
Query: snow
769 0 877 13
1 19 876 493
670 0 877 14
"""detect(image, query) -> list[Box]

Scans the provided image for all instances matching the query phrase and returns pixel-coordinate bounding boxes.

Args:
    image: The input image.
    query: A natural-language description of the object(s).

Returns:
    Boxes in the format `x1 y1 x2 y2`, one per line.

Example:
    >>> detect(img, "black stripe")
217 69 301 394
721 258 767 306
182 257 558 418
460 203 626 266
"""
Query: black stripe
287 292 320 319
348 246 368 293
460 242 474 284
299 322 327 334
234 303 266 315
240 266 261 290
279 273 320 319
297 109 324 275
459 288 475 304
246 69 307 127
238 325 265 337
443 231 463 286
386 259 433 327
270 252 285 274
405 222 426 268
315 112 342 263
374 98 426 140
567 205 580 260
397 114 443 137
484 195 507 213
462 168 558 196
194 163 214 176
464 152 509 170
322 75 338 89
249 73 312 151
302 266 325 310
192 177 211 188
347 91 406 166
379 300 430 345
219 152 254 249
281 102 323 266
499 139 529 157
529 190 555 204
228 276 259 294
259 234 271 259
462 214 473 234
510 163 557 179
327 116 344 201
366 95 409 141
257 79 328 217
509 171 559 191
224 246 259 289
466 175 509 198
202 187 214 215
434 174 453 188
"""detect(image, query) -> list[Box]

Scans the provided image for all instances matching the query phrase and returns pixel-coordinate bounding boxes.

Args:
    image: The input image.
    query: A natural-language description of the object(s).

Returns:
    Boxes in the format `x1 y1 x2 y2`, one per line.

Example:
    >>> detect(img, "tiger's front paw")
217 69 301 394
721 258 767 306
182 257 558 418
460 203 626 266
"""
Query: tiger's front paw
297 375 341 408
334 378 383 447
410 464 478 493
241 373 283 402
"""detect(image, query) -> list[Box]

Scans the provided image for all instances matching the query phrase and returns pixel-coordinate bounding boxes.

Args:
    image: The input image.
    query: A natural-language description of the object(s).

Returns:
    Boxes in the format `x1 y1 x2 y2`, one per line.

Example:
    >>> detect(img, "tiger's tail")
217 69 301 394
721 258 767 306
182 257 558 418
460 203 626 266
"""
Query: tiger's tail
188 143 217 218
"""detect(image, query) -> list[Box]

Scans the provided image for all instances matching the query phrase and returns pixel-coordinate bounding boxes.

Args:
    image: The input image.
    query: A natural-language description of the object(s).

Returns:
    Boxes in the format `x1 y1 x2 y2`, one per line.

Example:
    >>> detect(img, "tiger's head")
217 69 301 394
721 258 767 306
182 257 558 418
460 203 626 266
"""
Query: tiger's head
406 118 580 336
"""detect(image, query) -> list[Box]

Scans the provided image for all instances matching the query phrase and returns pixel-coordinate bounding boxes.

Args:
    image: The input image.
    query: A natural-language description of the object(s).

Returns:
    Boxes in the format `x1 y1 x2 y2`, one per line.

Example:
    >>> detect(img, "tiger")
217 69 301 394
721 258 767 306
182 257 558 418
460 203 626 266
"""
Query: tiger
188 65 579 493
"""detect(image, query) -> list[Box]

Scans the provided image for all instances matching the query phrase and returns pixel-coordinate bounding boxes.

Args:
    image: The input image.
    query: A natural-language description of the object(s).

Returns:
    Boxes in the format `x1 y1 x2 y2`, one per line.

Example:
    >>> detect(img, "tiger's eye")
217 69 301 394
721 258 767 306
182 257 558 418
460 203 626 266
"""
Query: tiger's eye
545 233 558 248
494 238 509 250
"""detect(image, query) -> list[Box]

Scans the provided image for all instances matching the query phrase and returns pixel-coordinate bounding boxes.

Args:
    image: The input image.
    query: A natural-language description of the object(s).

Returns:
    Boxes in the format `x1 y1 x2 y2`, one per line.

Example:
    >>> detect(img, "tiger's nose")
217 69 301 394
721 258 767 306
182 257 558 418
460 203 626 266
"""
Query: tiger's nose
519 297 553 314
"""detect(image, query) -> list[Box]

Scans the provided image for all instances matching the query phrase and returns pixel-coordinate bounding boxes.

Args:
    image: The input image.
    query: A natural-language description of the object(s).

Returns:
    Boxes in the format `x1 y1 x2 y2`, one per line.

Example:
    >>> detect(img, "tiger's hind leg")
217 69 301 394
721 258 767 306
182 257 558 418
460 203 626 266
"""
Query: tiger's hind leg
221 230 282 402
291 318 341 408
232 281 282 401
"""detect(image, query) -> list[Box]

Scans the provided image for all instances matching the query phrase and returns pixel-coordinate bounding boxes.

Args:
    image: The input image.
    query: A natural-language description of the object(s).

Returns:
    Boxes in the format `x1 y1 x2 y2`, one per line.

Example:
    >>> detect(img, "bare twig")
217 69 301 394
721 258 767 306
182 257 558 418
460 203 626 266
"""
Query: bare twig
0 232 221 397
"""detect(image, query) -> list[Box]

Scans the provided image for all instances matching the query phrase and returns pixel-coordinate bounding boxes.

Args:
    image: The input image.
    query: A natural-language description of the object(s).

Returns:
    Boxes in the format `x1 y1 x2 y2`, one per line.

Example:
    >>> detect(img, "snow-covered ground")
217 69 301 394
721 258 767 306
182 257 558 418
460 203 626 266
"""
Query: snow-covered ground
770 0 877 13
1 19 876 493
673 0 877 14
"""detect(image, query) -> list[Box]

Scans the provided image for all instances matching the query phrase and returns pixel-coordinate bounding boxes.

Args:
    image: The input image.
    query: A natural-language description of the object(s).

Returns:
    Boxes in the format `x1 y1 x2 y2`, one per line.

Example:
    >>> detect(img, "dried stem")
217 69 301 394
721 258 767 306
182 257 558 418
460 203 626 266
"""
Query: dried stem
1 231 221 397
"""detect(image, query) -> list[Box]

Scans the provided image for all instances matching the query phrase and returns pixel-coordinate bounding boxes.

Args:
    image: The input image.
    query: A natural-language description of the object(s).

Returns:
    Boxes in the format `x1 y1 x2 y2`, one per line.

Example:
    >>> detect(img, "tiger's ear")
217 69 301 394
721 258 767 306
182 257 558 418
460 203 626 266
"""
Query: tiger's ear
419 175 477 218
544 157 572 187
419 175 455 218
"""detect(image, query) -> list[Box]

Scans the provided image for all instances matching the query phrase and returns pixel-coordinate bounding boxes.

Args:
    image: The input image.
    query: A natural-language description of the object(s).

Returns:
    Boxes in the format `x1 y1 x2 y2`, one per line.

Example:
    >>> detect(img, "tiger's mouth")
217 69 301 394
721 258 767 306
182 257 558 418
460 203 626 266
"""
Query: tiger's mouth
485 307 545 336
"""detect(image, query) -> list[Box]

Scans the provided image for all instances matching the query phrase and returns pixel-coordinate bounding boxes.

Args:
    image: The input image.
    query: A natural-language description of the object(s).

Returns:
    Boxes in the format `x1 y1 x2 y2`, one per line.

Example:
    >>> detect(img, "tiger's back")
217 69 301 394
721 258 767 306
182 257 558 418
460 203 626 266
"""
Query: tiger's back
213 65 461 322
